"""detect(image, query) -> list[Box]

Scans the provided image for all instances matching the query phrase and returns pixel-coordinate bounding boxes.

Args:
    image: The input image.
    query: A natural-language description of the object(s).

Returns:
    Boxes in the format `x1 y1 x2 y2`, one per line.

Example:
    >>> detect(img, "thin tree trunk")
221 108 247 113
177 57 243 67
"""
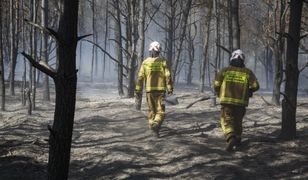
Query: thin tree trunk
126 0 138 98
281 0 303 139
230 0 240 50
135 0 145 109
166 0 175 70
21 0 26 106
272 0 286 105
172 0 193 81
102 0 109 80
90 0 96 82
186 18 195 85
114 0 124 96
0 1 5 111
227 0 233 52
9 0 16 96
200 2 213 92
214 0 221 72
31 0 37 110
42 0 50 101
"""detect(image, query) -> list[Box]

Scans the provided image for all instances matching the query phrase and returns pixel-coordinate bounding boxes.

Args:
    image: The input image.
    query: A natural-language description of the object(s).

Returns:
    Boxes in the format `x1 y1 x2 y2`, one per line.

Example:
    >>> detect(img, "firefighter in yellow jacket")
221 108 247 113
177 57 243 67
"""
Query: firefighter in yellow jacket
135 41 173 137
214 49 259 151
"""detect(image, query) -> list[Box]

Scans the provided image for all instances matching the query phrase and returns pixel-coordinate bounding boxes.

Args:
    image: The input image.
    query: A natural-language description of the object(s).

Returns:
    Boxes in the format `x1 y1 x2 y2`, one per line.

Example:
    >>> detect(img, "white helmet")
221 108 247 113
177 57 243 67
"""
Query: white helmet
230 49 245 61
149 41 161 52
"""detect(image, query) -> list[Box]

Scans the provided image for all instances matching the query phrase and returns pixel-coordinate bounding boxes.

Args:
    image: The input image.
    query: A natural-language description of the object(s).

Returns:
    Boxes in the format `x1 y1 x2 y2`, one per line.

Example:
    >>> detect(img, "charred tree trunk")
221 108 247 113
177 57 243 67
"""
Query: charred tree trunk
23 0 80 178
90 0 96 82
126 0 138 98
102 0 109 80
31 0 37 110
42 0 50 101
172 0 192 81
137 0 145 68
200 2 213 92
227 0 233 52
186 19 196 85
9 0 17 96
230 0 240 50
280 0 303 139
21 0 27 106
48 0 79 178
214 0 221 72
166 0 175 70
135 0 145 109
272 0 286 106
114 0 124 96
0 1 5 111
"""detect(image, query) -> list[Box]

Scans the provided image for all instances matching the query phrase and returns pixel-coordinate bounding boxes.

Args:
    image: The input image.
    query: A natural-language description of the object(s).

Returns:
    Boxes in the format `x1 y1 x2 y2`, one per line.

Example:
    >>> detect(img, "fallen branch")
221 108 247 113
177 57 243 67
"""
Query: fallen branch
260 96 272 106
186 96 211 109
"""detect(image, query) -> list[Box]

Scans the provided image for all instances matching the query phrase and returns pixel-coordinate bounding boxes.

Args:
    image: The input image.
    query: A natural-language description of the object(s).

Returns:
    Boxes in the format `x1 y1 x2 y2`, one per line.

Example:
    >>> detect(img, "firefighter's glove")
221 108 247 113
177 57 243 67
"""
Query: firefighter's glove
248 88 253 97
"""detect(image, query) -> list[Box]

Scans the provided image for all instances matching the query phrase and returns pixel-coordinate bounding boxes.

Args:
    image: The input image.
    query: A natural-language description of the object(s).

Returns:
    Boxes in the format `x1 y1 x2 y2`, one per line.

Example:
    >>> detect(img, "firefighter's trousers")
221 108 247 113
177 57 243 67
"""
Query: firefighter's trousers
220 104 246 142
146 91 165 129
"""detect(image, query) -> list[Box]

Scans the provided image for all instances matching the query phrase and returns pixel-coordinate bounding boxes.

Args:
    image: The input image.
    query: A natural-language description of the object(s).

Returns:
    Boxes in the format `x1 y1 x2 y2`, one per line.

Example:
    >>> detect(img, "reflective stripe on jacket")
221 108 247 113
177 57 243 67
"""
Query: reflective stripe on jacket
214 66 259 106
135 57 173 93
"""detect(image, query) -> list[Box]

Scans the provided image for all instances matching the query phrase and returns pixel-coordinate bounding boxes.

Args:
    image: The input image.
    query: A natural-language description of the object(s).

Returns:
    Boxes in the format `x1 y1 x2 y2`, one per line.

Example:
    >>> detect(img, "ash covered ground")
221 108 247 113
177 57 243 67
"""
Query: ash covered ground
1 83 308 179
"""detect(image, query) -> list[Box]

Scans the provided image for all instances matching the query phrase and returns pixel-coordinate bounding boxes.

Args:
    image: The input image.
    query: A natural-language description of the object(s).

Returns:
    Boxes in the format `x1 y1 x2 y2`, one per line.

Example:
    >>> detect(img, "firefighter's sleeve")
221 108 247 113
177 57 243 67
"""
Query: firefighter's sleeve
135 63 145 92
214 70 223 96
164 61 173 94
249 71 260 92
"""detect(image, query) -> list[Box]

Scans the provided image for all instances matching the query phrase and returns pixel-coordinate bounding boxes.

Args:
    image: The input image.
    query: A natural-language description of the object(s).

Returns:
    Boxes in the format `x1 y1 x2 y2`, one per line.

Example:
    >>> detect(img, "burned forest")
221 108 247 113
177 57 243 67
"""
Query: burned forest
0 0 308 179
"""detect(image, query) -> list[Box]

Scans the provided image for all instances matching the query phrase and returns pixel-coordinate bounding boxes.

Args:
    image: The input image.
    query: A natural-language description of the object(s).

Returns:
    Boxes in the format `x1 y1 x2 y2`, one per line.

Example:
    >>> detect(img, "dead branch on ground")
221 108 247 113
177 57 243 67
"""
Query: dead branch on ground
186 96 211 109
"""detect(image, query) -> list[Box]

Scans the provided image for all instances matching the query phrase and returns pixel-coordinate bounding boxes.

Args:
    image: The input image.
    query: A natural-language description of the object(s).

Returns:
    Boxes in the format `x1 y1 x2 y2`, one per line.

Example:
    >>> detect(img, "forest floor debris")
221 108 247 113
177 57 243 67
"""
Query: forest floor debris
1 83 308 179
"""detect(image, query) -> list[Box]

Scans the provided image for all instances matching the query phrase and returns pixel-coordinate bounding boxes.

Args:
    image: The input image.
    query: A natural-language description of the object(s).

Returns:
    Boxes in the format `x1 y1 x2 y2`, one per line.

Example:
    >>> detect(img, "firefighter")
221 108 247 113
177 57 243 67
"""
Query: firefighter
135 41 173 137
214 49 259 152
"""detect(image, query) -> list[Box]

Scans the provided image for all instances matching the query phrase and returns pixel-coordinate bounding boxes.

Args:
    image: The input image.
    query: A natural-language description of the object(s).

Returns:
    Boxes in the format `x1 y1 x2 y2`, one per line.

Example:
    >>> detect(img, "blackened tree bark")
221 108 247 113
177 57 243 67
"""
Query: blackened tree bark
23 0 80 179
272 0 286 105
135 0 145 109
102 0 109 80
172 0 193 81
186 20 196 85
113 0 124 96
0 1 5 111
166 0 176 70
9 0 17 96
200 1 213 92
214 0 221 72
230 0 240 50
31 0 37 110
42 0 50 101
137 0 145 68
280 0 303 139
227 0 233 51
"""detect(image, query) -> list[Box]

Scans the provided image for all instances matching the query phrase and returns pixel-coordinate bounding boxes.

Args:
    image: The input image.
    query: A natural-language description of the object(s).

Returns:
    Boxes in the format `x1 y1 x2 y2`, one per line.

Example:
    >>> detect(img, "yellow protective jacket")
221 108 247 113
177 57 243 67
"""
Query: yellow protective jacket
135 57 173 93
214 66 259 106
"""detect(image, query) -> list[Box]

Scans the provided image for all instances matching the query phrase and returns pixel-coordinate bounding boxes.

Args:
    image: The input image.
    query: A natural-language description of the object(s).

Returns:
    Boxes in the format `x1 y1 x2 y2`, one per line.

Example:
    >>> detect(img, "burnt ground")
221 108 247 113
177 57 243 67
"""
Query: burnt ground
1 83 308 180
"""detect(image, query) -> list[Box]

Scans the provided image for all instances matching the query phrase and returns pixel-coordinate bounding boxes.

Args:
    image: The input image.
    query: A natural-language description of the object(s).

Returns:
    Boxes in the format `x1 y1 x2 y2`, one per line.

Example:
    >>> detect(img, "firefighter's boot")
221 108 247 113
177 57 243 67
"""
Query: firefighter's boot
225 136 236 152
151 123 160 138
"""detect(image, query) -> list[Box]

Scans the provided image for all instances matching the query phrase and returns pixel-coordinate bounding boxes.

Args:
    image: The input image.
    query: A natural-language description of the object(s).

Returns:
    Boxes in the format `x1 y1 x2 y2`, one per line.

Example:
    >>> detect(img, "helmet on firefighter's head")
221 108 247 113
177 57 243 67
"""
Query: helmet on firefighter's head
230 49 245 61
149 41 161 52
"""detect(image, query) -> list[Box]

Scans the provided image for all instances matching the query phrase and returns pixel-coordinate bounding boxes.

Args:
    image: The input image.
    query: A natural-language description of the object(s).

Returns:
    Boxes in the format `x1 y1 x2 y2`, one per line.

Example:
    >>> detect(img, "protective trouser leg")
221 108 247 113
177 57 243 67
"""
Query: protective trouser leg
220 105 246 143
146 92 165 129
